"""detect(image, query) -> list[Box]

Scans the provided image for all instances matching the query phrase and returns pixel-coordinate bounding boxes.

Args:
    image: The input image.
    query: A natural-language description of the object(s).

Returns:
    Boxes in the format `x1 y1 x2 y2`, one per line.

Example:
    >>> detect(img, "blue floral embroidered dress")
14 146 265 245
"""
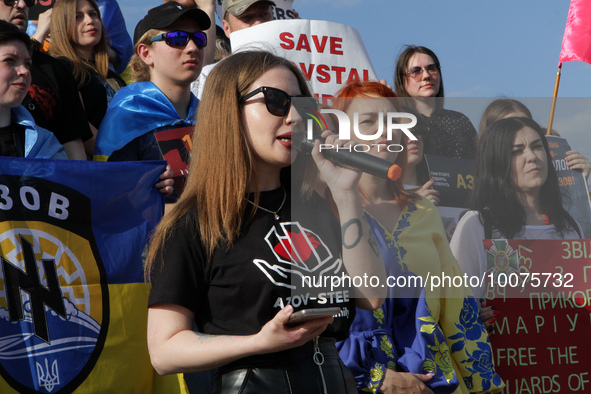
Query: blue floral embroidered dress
337 198 503 393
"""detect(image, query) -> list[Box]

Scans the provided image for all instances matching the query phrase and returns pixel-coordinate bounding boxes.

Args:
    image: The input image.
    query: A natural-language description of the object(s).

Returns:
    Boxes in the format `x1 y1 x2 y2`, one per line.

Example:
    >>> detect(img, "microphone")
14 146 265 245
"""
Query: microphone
292 133 402 181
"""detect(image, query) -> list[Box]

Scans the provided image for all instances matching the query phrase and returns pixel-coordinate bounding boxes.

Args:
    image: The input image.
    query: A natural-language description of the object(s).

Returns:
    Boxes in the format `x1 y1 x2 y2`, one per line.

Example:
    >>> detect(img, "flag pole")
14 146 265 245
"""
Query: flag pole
547 64 562 135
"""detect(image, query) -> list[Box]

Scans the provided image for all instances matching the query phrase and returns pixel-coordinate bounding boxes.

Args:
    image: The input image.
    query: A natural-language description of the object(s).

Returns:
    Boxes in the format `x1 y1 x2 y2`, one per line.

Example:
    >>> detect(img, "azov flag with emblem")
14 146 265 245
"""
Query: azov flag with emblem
0 157 186 393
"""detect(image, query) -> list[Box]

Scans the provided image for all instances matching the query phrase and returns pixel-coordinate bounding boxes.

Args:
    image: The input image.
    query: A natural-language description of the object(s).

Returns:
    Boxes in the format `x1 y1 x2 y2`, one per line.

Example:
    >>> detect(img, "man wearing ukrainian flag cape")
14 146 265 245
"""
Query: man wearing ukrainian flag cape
93 2 209 163
93 81 198 162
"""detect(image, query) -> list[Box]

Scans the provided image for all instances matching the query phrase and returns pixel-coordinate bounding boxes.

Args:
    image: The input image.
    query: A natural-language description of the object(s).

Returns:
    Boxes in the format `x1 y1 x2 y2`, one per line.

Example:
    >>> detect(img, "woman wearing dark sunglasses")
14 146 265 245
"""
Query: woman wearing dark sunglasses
144 49 387 393
93 2 209 169
49 0 126 157
394 45 477 160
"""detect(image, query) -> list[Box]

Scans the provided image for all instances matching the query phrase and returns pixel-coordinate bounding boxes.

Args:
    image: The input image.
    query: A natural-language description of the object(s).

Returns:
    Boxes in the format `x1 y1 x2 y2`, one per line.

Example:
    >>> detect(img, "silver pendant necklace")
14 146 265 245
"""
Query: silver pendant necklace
245 186 286 221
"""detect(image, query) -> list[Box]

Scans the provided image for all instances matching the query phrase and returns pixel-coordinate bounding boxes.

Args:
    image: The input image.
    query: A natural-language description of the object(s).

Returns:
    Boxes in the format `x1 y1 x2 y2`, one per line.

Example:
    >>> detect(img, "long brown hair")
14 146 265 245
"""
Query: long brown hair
478 98 532 133
145 50 313 278
394 45 444 113
472 117 578 238
50 0 109 88
394 45 444 98
332 81 414 207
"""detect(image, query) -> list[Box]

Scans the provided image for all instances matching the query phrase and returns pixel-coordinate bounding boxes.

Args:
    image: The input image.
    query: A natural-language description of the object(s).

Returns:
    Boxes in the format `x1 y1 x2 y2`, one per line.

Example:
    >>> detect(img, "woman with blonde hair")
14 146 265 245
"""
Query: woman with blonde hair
50 0 125 155
144 49 387 393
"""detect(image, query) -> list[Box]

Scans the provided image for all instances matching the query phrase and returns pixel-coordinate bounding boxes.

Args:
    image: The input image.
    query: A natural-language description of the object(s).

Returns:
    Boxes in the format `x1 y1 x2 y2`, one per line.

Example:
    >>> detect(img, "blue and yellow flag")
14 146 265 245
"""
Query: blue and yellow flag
93 82 198 162
0 157 187 393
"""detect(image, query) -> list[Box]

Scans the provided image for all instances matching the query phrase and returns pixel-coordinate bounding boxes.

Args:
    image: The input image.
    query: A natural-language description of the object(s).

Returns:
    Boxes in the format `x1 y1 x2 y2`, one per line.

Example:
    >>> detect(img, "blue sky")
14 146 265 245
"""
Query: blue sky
119 0 591 97
118 0 591 155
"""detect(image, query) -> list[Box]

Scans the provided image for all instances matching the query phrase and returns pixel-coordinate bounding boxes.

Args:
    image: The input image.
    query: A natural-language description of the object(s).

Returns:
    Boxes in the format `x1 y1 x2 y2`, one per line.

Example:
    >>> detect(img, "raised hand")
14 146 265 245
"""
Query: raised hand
416 179 440 205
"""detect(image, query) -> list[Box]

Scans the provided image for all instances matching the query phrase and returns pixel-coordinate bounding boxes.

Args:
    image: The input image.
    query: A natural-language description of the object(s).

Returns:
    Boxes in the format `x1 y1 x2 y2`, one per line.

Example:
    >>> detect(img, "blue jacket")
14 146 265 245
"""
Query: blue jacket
12 106 67 159
96 0 133 74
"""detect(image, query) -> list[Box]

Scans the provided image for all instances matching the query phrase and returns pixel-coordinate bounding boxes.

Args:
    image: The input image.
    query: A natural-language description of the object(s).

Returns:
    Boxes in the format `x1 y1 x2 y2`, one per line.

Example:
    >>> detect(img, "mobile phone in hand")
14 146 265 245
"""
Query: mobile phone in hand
285 307 342 327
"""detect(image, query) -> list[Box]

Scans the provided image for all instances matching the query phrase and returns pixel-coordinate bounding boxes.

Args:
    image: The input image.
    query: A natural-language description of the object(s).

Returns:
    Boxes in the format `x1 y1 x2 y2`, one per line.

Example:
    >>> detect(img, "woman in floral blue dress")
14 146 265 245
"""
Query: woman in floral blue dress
333 81 504 393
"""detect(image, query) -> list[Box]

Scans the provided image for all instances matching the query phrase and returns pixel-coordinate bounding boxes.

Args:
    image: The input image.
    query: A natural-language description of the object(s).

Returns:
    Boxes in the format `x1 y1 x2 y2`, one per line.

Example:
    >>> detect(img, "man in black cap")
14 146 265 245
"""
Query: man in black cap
0 0 91 160
163 0 217 67
95 0 209 200
133 1 211 45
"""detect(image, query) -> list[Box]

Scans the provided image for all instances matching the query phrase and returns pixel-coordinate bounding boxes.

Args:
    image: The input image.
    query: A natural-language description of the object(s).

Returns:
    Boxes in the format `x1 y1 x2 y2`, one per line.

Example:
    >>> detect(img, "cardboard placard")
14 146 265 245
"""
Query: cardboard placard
154 126 193 196
230 19 377 104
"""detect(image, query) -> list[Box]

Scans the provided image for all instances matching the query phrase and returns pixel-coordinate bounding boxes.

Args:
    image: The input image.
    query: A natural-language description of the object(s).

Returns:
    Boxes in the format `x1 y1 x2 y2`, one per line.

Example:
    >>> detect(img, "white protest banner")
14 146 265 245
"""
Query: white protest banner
272 0 296 20
214 0 296 22
230 19 377 103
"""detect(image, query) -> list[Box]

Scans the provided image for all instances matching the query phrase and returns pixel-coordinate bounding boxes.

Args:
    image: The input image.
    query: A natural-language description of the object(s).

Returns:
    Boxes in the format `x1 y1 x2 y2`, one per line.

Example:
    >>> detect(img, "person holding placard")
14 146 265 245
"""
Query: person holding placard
450 117 581 302
398 123 440 205
191 0 276 99
94 2 208 165
221 0 275 38
467 99 590 333
479 98 590 180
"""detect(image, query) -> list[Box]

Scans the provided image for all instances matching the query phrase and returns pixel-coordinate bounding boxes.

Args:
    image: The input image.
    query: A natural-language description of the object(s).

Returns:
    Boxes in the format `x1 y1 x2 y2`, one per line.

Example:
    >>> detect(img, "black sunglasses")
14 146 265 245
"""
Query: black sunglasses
241 86 317 117
151 30 207 49
3 0 35 7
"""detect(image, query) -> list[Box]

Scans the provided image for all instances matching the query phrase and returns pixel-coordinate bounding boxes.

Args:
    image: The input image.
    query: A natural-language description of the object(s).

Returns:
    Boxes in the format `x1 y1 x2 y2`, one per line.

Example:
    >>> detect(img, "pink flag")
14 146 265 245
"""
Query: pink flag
558 0 591 66
559 0 591 65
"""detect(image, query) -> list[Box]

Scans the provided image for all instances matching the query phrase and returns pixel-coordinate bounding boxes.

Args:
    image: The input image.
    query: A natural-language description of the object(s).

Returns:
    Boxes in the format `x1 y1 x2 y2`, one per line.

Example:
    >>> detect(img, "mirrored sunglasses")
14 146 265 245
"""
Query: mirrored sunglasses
151 30 207 49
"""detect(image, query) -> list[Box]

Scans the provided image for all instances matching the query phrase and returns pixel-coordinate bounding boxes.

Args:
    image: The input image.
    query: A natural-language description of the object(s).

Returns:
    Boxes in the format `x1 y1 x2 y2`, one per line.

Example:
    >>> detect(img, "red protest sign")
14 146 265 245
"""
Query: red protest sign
154 126 192 196
484 239 591 392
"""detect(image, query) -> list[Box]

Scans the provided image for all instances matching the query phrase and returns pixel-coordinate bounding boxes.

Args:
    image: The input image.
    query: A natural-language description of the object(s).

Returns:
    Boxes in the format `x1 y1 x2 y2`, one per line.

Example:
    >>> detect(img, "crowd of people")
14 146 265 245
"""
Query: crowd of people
1 0 589 393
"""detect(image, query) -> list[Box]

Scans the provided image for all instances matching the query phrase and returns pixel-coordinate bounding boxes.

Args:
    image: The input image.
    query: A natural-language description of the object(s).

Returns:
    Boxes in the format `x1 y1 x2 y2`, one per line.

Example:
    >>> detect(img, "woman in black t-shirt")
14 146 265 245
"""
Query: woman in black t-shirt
0 21 66 159
49 0 125 156
144 50 386 393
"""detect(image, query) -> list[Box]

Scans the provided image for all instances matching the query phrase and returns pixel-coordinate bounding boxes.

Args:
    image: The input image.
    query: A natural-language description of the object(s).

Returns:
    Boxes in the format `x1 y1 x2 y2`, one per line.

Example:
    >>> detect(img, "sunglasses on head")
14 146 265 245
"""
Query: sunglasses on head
151 30 207 49
241 86 317 117
3 0 35 7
